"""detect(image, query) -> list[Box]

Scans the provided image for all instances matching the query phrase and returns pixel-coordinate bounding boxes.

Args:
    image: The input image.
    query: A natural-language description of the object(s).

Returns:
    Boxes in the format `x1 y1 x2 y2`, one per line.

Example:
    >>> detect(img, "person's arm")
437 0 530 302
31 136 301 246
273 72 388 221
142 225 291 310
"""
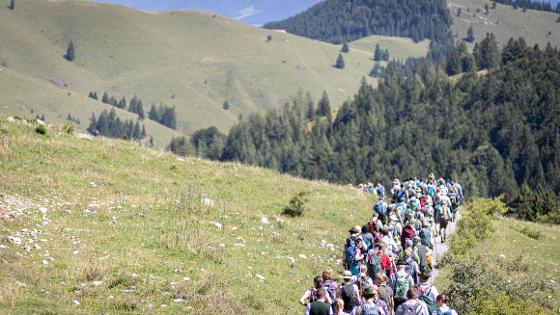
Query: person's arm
299 289 310 306
304 303 311 315
354 284 361 302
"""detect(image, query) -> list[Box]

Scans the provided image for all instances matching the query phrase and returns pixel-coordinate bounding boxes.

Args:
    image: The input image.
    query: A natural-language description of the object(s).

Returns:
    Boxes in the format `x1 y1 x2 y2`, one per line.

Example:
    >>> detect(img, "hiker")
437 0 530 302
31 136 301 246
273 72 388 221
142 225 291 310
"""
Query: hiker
321 268 339 308
356 288 386 315
300 276 331 306
395 286 430 315
394 260 414 309
356 265 374 295
418 221 433 250
437 201 452 242
340 271 361 314
334 298 351 315
376 183 386 199
402 248 420 284
375 272 394 314
412 237 429 274
367 243 391 279
417 272 439 314
352 237 366 275
305 288 334 315
435 295 458 315
346 226 360 272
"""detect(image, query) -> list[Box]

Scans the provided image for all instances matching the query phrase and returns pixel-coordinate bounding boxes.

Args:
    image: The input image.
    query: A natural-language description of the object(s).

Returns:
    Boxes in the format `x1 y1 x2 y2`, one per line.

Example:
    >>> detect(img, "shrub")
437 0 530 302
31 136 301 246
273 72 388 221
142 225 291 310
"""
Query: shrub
35 125 47 135
63 124 74 134
282 192 308 217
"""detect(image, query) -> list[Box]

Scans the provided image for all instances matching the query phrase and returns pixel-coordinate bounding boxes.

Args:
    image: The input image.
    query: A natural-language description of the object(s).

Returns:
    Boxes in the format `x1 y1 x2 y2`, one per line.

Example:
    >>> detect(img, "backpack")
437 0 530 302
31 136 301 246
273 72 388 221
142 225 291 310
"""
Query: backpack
395 275 409 299
341 283 357 310
308 288 318 303
346 244 356 267
359 302 380 315
402 225 415 241
419 228 432 248
367 252 382 278
400 302 421 314
357 274 370 295
419 285 437 314
396 190 406 202
437 310 453 315
322 280 338 303
374 201 383 215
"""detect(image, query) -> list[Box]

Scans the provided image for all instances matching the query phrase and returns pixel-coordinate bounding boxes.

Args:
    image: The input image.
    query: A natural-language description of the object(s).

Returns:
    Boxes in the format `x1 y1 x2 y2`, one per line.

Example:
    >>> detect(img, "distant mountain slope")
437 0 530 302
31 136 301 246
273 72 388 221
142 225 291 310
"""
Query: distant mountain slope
263 0 453 47
0 0 427 143
450 0 560 48
92 0 323 25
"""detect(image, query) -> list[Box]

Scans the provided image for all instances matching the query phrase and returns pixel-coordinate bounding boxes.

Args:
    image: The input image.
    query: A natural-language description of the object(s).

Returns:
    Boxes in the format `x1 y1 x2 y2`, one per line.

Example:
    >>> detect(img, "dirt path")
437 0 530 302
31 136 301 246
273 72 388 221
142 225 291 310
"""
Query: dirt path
431 211 460 281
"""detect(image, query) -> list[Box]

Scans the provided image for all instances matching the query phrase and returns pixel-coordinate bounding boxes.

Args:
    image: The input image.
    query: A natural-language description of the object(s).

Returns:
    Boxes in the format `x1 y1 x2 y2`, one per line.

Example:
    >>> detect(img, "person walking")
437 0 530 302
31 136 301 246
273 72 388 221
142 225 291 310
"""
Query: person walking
395 286 429 315
306 288 334 315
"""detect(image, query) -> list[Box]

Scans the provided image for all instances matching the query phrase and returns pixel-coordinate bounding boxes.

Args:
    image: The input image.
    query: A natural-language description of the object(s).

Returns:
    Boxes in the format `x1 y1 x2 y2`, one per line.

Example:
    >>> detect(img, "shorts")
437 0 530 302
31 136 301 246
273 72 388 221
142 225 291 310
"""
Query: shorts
440 219 449 229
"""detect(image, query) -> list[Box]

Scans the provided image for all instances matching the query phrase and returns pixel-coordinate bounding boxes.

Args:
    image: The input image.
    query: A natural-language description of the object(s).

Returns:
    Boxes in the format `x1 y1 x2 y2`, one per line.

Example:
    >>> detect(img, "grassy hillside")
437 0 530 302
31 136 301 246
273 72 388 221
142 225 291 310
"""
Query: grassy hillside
349 36 430 61
0 0 429 145
0 116 373 314
449 0 560 48
436 199 560 314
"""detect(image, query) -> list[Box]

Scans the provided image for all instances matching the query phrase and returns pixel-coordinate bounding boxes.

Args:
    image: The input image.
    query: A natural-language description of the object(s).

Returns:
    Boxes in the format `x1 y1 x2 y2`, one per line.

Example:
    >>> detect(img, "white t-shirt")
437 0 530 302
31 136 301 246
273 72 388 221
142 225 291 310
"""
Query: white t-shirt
437 305 458 315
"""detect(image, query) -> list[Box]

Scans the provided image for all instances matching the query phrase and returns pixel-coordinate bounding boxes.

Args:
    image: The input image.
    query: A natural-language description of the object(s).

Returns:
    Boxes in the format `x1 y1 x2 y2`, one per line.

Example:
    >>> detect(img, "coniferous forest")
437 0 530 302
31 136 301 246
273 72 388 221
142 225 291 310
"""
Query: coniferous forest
264 0 454 60
174 37 560 208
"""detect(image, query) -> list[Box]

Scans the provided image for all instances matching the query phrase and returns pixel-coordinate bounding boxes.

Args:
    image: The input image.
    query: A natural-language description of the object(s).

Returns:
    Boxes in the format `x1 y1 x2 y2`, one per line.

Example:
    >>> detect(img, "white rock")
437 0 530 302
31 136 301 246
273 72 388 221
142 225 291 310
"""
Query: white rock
7 116 16 123
38 207 48 214
255 274 265 282
218 243 225 248
72 250 80 255
299 254 308 260
202 198 214 208
260 217 270 225
72 300 81 306
92 281 103 287
176 157 185 162
210 221 222 230
500 254 507 259
7 236 22 246
36 119 46 126
76 133 94 141
287 257 296 264
42 260 49 266
174 298 185 303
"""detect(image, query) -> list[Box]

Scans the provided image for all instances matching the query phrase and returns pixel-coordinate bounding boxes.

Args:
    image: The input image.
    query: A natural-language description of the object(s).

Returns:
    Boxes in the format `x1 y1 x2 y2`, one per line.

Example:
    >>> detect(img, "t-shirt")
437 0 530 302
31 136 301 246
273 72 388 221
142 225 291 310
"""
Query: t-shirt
306 301 333 315
437 305 458 315
395 300 430 315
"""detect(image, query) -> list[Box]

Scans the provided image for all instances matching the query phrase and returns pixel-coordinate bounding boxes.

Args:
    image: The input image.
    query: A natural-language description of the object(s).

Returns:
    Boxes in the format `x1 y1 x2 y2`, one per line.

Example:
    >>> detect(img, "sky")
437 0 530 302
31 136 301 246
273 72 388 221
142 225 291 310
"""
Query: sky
92 0 323 25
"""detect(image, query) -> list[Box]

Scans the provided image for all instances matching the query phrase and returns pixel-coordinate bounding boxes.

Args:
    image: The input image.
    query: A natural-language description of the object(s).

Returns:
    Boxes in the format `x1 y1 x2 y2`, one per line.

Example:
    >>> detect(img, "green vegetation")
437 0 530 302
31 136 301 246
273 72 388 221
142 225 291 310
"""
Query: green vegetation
64 40 76 62
186 39 560 201
282 192 308 217
264 0 453 60
0 0 429 142
335 53 345 69
438 198 559 314
349 35 430 61
449 0 560 48
0 116 373 314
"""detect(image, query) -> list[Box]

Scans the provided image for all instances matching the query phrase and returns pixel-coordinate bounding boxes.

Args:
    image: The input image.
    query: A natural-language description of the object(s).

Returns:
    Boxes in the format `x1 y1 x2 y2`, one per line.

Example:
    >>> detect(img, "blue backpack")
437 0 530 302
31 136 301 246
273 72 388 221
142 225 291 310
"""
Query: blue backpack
346 244 356 267
437 310 453 315
361 302 380 315
374 201 383 215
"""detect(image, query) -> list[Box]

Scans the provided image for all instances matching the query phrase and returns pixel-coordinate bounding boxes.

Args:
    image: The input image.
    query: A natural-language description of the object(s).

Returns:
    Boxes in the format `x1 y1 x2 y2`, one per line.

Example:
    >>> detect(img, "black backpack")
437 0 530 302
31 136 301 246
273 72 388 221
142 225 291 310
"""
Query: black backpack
341 283 357 310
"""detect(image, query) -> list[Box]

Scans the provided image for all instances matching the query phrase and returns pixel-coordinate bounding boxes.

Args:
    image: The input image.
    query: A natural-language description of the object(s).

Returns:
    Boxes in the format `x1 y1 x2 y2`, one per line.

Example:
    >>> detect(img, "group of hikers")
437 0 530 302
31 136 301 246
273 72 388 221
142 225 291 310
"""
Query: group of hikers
300 175 464 315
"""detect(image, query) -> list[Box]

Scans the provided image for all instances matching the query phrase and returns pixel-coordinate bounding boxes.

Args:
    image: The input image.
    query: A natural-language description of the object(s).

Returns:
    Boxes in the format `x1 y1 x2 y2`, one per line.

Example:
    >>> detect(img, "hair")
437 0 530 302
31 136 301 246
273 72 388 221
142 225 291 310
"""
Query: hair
359 264 368 274
436 294 448 304
314 276 323 288
404 248 412 257
334 298 345 314
322 268 334 281
317 288 328 299
380 227 389 236
407 285 420 300
375 272 388 284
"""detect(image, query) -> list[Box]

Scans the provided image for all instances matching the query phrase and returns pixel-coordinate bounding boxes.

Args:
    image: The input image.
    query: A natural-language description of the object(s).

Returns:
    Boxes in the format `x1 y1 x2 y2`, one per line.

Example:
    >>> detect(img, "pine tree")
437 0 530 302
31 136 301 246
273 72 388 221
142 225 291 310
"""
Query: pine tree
223 100 230 110
457 7 462 17
374 44 382 61
485 3 489 15
137 100 145 119
64 40 75 62
341 42 349 53
316 91 332 120
335 53 345 69
466 25 475 43
8 0 15 10
492 1 497 9
102 92 109 104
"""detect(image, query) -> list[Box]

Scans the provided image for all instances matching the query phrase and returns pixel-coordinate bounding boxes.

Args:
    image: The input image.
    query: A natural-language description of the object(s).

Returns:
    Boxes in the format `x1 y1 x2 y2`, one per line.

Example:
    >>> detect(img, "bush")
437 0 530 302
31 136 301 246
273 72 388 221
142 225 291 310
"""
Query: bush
35 125 47 135
282 192 308 217
63 124 74 134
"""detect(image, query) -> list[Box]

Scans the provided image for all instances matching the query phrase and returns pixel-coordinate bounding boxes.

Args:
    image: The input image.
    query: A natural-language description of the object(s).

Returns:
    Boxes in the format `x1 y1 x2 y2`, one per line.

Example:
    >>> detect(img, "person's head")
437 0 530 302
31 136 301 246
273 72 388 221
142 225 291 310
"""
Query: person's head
436 294 448 307
316 288 328 301
363 288 377 301
420 272 431 282
342 270 353 282
359 264 368 275
397 260 407 270
422 220 429 228
407 285 420 300
404 248 412 258
349 226 360 235
413 236 420 245
375 272 388 285
313 276 323 288
380 227 389 236
335 298 345 314
322 268 334 281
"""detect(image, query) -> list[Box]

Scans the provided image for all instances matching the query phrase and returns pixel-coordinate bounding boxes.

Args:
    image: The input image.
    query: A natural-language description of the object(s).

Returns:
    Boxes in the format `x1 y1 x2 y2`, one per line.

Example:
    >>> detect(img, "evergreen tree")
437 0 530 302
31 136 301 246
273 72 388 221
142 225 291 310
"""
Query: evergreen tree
136 100 145 119
335 53 345 69
374 44 382 61
457 7 462 17
369 63 385 78
8 0 14 10
485 3 490 14
316 91 332 121
473 33 500 69
305 92 315 121
64 40 75 62
102 92 109 104
341 42 349 53
466 25 476 43
223 100 230 110
492 1 497 9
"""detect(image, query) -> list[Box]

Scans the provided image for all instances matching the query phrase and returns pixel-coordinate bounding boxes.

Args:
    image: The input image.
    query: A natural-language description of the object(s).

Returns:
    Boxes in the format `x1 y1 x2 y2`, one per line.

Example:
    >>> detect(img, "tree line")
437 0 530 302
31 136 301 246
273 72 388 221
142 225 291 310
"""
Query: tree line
172 36 560 223
263 0 454 61
88 108 146 141
492 0 560 13
88 90 177 129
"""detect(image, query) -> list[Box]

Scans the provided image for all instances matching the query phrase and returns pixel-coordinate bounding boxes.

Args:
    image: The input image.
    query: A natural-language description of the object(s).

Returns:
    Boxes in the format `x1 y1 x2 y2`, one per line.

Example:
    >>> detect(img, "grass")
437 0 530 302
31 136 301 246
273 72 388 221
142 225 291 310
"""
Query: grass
349 35 430 61
449 0 560 48
0 116 374 314
437 199 560 314
0 0 431 146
